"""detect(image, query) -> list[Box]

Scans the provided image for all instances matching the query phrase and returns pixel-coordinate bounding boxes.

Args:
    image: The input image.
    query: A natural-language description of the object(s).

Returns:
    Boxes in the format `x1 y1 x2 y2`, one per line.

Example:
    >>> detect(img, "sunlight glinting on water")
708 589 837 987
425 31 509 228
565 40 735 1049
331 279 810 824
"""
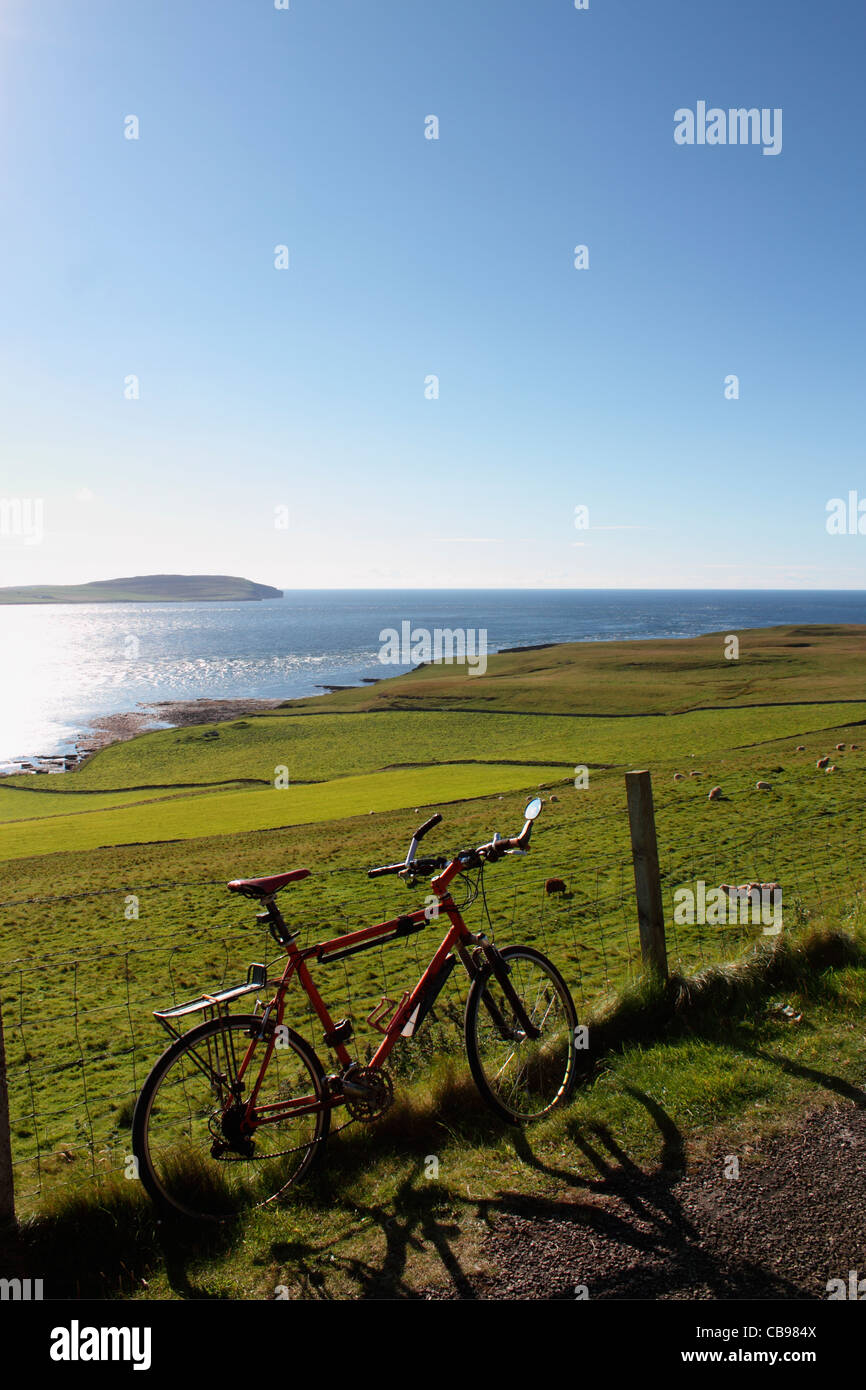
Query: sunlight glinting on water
1 590 864 767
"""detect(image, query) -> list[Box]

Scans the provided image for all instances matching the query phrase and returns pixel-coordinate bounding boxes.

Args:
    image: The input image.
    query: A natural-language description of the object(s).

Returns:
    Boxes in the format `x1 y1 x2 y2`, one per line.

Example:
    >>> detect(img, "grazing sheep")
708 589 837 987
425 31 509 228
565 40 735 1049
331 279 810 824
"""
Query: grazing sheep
756 781 771 790
545 878 567 895
816 756 830 769
851 744 859 751
708 786 723 801
673 772 685 781
796 745 805 751
827 764 837 772
721 881 781 910
836 743 845 751
689 771 701 777
548 794 559 802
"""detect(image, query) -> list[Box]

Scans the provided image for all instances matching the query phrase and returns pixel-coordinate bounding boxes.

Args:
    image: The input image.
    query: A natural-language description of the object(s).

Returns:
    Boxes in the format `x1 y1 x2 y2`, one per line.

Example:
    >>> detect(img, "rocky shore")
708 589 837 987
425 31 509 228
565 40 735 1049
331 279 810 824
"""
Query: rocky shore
3 697 287 776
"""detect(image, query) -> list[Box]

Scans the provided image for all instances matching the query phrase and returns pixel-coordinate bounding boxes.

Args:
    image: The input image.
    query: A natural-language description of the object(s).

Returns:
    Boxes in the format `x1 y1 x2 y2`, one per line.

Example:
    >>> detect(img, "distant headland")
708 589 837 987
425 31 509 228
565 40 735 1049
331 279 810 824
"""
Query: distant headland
0 574 284 604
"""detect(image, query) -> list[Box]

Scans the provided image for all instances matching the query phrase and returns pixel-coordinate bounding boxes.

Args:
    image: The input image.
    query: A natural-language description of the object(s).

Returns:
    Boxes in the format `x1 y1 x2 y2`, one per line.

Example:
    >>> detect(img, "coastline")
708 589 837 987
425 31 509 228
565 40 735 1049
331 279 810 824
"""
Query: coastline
4 612 865 776
83 697 288 747
2 697 288 776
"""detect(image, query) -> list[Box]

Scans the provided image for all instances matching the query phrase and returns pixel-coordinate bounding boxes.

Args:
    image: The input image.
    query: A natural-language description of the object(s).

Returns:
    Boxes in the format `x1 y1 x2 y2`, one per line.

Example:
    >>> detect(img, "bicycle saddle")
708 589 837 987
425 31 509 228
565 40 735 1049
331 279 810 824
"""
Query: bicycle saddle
227 868 311 899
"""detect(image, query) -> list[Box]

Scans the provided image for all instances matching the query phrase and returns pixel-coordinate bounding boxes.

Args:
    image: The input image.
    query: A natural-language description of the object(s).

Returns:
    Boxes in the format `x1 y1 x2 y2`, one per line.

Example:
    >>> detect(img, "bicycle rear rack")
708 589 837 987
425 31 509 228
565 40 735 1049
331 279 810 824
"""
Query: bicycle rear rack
153 963 268 1041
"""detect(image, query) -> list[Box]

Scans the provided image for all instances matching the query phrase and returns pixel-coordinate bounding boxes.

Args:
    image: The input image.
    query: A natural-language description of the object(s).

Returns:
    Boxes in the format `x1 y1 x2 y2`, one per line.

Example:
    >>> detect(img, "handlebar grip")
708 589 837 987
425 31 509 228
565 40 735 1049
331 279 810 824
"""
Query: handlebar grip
413 813 442 842
367 863 403 878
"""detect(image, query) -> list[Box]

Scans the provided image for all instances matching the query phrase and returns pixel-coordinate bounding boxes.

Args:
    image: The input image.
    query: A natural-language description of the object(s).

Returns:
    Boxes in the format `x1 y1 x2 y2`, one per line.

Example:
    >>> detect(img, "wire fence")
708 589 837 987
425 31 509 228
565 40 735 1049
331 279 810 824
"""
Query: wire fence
0 801 863 1214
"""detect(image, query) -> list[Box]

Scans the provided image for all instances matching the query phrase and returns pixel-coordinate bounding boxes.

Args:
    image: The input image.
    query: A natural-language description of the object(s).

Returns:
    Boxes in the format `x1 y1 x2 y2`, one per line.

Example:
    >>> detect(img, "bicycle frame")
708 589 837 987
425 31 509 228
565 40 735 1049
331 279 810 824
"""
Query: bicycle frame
165 854 534 1134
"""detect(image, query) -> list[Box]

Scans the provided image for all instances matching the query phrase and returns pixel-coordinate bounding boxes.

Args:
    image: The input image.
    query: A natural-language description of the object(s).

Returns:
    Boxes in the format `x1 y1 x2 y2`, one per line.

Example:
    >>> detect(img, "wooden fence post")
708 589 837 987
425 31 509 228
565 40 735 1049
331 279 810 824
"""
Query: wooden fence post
0 995 15 1228
625 770 669 981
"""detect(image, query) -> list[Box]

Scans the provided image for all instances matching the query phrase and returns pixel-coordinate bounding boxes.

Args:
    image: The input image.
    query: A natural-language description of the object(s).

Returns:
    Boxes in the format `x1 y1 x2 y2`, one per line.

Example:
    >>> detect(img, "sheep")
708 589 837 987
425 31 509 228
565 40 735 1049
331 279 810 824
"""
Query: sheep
816 756 830 769
836 743 846 751
755 780 771 790
673 772 685 781
708 786 723 801
720 880 780 897
545 878 567 895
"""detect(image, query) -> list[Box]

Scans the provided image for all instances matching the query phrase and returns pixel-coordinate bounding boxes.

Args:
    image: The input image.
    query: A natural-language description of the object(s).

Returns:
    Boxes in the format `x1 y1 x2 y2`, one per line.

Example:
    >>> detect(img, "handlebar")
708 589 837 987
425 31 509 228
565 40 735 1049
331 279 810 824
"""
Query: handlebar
367 802 539 880
367 855 447 880
413 814 442 842
367 812 445 877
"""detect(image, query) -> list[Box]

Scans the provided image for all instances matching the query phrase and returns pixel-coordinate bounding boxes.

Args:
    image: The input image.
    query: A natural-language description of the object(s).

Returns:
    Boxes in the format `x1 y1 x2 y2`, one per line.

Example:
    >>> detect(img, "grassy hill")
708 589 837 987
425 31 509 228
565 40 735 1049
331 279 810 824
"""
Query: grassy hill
0 625 863 861
1 621 865 1292
283 624 866 716
0 574 283 603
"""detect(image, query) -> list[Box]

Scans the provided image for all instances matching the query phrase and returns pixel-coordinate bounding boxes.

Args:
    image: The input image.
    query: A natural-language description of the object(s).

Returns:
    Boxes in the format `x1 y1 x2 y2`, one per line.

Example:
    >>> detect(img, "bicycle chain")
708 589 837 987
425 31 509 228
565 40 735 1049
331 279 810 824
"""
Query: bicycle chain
209 1110 358 1162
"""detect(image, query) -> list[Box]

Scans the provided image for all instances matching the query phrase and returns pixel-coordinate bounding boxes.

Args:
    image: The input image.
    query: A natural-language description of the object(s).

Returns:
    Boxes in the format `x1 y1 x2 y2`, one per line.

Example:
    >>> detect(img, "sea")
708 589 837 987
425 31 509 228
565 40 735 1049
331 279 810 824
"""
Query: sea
0 589 864 770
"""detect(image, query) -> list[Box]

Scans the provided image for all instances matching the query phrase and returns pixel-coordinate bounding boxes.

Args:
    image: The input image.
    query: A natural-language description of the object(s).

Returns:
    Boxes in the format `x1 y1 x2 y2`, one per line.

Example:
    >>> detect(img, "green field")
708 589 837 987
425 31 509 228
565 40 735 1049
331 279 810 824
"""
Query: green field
1 623 865 1293
0 762 568 860
7 700 864 798
283 623 866 716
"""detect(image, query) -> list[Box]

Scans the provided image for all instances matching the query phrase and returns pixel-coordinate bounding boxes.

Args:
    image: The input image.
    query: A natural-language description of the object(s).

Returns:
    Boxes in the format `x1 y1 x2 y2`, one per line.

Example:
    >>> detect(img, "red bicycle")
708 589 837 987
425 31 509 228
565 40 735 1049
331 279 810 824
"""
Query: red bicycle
132 797 578 1220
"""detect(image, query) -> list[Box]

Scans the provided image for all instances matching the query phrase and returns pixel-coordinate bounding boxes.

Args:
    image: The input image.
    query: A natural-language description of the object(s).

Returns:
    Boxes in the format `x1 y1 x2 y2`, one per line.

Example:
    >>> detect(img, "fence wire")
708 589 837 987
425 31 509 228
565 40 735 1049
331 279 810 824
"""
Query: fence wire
0 805 863 1211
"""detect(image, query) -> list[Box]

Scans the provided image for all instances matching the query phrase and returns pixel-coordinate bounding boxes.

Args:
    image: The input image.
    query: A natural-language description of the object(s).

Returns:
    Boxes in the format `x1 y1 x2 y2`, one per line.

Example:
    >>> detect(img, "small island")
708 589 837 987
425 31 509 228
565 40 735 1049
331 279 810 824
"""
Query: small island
0 574 284 604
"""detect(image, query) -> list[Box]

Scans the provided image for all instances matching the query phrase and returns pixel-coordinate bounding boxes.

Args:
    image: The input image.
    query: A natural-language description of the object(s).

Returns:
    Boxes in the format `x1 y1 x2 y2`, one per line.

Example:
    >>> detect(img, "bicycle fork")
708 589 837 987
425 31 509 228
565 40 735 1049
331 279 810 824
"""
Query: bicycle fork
459 934 542 1042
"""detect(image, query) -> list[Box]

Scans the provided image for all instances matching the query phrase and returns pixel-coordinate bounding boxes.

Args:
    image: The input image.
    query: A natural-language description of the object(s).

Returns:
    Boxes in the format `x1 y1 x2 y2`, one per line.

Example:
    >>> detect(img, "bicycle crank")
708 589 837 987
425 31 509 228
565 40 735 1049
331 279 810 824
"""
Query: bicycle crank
340 1064 394 1122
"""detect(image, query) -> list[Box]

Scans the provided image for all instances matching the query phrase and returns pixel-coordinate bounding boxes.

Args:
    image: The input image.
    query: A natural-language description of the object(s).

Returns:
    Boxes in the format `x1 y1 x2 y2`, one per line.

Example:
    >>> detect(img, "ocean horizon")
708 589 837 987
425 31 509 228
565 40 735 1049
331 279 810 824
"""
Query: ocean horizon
1 587 864 770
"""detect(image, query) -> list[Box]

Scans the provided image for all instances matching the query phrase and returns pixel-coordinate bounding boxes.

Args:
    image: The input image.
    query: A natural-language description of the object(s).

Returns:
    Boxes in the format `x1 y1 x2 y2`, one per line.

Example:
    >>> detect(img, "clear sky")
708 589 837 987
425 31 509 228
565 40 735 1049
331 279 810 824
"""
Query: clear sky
0 0 864 590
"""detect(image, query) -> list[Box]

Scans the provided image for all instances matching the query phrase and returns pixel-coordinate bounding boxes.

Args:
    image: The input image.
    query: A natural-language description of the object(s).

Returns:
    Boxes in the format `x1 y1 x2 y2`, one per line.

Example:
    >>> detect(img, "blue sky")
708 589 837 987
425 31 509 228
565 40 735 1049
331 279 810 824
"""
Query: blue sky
0 0 864 589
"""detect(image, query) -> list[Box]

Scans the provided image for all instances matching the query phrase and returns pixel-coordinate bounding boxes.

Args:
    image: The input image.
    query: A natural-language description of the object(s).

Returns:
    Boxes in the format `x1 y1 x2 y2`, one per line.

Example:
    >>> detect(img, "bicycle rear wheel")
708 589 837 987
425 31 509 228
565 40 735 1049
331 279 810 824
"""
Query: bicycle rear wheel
464 945 578 1123
132 1013 330 1221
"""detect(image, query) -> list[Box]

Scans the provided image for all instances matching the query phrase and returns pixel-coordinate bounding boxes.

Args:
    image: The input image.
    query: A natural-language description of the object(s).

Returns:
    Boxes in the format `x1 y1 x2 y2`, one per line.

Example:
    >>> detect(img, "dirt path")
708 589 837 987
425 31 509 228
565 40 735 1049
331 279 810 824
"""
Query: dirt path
425 1106 866 1300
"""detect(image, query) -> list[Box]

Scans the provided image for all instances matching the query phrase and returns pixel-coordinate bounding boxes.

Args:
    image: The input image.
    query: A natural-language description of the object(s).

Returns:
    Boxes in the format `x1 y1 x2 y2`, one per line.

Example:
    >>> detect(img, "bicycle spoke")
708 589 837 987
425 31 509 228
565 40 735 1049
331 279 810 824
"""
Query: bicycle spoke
134 1016 329 1221
465 947 577 1123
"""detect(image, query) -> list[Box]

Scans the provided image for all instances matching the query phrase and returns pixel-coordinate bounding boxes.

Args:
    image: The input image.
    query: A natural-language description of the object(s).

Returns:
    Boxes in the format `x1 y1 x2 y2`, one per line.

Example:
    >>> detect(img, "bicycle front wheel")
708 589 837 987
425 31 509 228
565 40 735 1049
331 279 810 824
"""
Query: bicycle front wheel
464 945 578 1124
132 1013 330 1221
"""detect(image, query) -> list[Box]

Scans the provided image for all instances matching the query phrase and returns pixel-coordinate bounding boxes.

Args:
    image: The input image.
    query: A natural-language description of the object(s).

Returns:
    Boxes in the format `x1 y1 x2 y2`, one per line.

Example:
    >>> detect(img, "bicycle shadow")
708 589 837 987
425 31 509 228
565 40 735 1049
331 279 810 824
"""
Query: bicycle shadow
165 1032 866 1300
261 1082 819 1300
269 1170 475 1300
468 1085 816 1300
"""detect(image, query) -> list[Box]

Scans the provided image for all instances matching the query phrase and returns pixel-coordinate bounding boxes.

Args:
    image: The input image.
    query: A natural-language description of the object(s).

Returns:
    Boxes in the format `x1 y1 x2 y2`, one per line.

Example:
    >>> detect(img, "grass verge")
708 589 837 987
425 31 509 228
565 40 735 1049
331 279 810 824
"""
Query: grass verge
3 918 863 1300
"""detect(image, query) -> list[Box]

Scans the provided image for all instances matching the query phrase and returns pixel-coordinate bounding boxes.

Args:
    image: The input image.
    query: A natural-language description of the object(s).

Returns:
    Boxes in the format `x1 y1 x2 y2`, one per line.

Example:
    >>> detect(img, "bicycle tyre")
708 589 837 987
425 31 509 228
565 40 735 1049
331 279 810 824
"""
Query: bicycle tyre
464 945 578 1124
132 1013 330 1221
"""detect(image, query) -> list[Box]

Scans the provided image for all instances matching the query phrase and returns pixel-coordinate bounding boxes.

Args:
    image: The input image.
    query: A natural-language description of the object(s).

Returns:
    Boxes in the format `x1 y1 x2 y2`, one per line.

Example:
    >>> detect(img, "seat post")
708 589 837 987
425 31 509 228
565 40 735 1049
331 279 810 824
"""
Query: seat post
257 896 292 944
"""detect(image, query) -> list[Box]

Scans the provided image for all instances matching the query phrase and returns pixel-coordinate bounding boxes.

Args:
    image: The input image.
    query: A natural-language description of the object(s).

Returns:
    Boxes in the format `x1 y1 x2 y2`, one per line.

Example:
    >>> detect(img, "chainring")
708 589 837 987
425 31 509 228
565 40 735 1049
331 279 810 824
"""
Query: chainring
341 1065 394 1122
